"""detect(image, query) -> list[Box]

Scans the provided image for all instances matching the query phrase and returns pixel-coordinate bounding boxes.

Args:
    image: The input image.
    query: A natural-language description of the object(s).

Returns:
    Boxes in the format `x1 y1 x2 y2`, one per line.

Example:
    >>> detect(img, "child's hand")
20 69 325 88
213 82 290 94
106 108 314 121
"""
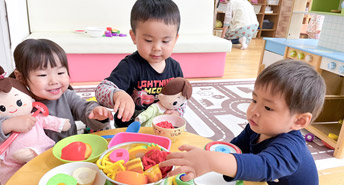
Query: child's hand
88 106 114 121
2 115 37 134
159 145 211 181
62 119 71 131
164 109 179 116
12 148 37 163
113 91 135 122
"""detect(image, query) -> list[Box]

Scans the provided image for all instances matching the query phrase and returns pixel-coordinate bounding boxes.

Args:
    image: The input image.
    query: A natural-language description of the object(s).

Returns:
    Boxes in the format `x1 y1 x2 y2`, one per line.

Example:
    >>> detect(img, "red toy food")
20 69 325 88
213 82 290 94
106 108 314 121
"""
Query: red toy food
61 141 92 161
141 149 172 177
156 121 174 129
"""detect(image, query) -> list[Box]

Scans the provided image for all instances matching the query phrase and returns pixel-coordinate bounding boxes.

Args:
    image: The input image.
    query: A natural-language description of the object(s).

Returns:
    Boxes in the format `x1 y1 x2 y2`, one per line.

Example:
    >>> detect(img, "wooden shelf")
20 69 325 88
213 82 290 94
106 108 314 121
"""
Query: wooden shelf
255 0 282 38
306 124 340 148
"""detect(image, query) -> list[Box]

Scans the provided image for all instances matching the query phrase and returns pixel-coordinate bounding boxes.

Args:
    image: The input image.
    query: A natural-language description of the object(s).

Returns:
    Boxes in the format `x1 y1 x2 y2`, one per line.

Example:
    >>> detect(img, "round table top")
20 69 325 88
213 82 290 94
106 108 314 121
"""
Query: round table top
6 127 212 185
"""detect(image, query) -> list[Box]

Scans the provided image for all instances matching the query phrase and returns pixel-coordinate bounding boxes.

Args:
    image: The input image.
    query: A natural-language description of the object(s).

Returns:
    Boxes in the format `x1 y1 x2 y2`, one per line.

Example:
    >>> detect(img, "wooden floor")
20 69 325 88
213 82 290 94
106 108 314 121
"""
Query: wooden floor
71 38 344 184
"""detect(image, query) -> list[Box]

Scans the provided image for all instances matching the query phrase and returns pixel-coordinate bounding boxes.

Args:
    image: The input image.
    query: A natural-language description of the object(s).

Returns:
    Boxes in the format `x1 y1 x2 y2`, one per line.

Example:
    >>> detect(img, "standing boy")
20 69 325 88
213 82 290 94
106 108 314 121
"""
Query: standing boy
160 60 326 185
96 0 184 127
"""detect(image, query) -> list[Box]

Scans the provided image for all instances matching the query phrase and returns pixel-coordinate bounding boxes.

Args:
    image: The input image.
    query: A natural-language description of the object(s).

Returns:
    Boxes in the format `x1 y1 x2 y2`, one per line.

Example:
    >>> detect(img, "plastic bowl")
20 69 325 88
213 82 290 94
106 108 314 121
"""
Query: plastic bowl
53 134 108 163
152 115 186 142
97 142 172 185
38 162 106 185
85 27 105 37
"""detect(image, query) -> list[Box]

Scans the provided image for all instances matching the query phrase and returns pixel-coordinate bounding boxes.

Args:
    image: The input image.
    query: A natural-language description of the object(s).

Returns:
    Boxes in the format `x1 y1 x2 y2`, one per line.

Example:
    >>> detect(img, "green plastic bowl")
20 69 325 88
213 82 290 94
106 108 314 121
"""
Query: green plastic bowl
53 134 108 163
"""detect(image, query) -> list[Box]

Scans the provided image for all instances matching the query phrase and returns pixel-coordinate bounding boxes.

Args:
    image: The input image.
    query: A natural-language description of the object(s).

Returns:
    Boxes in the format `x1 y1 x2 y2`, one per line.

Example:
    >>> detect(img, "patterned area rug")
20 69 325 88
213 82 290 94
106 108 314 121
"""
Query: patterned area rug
73 79 344 170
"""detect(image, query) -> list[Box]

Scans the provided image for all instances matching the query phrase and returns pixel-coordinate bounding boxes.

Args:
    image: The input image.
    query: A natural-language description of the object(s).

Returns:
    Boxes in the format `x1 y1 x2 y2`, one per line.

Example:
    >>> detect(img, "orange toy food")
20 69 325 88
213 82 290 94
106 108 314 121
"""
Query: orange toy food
115 171 148 185
144 164 162 183
84 143 92 159
125 158 144 173
128 145 149 160
61 141 92 161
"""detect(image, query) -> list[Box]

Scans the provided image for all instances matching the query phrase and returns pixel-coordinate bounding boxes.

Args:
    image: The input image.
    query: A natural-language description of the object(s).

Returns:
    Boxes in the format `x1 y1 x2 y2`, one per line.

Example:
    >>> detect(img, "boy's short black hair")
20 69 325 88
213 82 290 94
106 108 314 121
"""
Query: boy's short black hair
130 0 181 34
255 60 326 122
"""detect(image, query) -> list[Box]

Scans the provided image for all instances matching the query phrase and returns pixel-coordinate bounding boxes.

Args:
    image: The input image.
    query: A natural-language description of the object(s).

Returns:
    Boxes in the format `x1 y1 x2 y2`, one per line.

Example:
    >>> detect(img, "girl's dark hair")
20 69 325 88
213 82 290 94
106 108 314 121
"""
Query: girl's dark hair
130 0 181 34
12 39 70 84
255 60 326 122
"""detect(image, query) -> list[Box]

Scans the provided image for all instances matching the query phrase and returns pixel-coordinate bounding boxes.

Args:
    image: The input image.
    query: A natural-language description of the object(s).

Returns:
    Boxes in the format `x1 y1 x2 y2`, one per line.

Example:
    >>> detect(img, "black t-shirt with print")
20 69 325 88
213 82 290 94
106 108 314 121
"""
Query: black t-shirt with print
106 51 184 110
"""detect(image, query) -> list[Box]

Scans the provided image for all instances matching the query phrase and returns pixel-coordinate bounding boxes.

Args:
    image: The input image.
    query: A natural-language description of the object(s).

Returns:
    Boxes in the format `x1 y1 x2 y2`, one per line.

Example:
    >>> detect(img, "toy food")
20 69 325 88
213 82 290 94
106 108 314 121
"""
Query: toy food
72 167 97 185
175 174 195 185
97 143 172 184
61 141 92 161
46 173 77 185
109 148 129 163
156 121 174 129
129 145 149 160
144 164 162 183
125 158 144 173
115 171 148 185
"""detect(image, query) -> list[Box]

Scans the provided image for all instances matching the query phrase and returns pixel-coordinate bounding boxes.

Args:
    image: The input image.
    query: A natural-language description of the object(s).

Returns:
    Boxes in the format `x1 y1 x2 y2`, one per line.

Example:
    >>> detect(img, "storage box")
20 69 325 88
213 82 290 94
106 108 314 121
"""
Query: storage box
262 20 274 29
214 29 223 38
253 5 262 14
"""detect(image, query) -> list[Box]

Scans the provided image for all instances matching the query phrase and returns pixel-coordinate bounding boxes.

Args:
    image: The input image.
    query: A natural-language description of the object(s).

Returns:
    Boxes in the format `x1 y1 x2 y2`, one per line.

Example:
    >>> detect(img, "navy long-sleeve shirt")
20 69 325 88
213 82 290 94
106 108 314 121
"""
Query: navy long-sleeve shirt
225 124 318 185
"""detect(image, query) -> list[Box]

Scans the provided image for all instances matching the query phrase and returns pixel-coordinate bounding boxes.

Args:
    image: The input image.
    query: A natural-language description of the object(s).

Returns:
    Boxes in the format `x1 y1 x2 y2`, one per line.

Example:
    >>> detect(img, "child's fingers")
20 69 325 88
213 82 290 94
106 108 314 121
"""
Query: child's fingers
113 101 120 114
166 166 195 181
31 117 37 125
160 157 190 168
180 171 196 182
88 111 95 119
178 144 196 152
165 152 186 160
107 110 114 120
117 105 125 120
121 106 134 122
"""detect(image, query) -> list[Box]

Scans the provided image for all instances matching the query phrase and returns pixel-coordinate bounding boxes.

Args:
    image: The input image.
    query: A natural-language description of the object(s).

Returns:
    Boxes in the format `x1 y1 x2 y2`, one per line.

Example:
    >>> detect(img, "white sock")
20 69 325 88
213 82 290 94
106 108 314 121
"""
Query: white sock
239 37 248 50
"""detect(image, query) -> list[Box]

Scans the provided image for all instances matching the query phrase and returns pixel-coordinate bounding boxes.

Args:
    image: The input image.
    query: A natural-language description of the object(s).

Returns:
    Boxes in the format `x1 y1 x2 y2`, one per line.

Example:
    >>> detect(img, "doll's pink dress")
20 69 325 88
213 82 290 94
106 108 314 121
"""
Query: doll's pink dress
0 115 67 184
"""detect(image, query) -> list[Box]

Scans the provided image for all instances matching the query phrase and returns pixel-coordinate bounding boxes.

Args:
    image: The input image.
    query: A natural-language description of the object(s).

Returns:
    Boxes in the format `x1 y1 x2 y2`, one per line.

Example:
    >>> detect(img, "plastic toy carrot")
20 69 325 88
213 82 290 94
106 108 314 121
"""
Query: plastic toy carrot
0 102 49 154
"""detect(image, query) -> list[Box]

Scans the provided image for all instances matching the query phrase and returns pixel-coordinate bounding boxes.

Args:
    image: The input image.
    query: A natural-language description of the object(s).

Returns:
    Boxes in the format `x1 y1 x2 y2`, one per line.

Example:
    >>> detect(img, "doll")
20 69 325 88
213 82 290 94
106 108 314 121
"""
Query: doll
0 66 71 184
135 77 192 127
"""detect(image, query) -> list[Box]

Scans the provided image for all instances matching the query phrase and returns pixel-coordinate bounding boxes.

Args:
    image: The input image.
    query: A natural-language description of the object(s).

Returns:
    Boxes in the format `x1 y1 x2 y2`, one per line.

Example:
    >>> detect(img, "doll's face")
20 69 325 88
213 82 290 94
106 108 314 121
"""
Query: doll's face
0 88 34 117
158 92 186 110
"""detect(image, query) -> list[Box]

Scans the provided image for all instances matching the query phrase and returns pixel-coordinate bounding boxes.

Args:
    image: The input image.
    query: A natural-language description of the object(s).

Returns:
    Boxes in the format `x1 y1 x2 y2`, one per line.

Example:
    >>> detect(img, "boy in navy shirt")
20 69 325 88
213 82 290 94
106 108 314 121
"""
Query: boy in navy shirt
160 60 325 185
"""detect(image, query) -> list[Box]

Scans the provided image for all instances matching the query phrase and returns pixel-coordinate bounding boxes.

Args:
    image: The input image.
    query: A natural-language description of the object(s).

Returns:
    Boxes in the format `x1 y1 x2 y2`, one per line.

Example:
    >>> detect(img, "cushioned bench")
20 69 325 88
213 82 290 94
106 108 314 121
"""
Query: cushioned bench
26 0 232 82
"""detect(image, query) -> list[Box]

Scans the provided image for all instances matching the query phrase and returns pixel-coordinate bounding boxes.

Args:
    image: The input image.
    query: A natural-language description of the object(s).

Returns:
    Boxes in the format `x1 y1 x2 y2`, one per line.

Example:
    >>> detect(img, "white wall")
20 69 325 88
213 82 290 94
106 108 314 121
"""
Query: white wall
0 0 13 74
0 0 30 74
6 0 30 51
27 0 214 35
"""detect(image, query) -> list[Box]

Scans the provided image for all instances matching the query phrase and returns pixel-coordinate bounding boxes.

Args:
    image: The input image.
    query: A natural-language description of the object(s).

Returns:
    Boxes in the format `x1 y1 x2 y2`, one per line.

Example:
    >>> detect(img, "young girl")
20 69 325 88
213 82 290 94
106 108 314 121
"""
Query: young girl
0 39 113 143
0 66 71 184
